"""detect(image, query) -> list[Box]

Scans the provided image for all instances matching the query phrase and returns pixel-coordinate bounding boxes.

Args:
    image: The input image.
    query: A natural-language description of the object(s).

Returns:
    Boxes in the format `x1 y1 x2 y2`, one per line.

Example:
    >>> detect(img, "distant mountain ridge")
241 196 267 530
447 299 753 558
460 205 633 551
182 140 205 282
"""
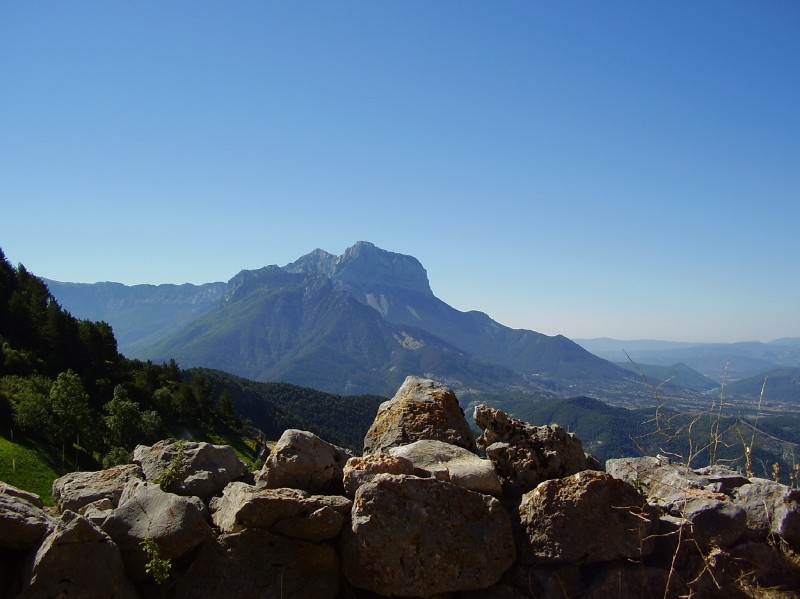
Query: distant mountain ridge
43 279 227 356
576 337 800 382
45 242 654 399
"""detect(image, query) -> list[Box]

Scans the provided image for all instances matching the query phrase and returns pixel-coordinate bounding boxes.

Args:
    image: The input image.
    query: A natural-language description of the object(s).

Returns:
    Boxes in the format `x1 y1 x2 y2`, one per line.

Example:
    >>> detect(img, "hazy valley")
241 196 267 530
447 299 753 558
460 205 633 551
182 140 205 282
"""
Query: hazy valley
36 241 800 477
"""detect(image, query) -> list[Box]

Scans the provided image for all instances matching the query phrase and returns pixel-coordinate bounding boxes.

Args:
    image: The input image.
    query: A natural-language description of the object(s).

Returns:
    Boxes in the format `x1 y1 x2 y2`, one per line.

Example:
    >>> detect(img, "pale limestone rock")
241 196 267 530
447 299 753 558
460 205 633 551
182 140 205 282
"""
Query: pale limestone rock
388 438 502 496
363 376 476 454
52 463 143 513
342 453 416 497
257 429 353 494
134 439 248 500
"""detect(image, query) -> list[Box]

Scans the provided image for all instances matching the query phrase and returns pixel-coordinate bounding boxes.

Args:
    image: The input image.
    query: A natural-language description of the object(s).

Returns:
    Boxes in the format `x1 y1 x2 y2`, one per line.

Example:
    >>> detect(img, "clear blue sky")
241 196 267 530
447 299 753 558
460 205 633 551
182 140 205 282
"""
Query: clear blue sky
2 2 798 343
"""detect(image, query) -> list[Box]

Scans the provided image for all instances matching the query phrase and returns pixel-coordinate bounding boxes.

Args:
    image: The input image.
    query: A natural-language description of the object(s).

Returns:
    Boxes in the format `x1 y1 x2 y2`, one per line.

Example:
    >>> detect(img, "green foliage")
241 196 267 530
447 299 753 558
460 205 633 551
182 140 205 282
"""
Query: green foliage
0 429 98 506
140 537 172 585
50 370 93 445
195 368 384 451
217 389 236 423
102 446 132 469
154 440 185 492
2 374 55 441
104 385 146 448
0 247 251 499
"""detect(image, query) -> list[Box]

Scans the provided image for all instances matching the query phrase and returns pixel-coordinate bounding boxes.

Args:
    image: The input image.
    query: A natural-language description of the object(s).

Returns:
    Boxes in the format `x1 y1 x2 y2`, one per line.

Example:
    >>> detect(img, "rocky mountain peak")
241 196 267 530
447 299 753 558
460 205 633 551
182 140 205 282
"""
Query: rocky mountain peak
284 241 432 297
283 248 339 277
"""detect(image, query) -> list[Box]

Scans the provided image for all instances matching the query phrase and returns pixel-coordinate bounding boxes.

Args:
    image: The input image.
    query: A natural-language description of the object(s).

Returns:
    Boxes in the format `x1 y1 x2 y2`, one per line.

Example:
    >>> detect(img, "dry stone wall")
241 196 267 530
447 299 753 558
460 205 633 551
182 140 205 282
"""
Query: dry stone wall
3 375 800 598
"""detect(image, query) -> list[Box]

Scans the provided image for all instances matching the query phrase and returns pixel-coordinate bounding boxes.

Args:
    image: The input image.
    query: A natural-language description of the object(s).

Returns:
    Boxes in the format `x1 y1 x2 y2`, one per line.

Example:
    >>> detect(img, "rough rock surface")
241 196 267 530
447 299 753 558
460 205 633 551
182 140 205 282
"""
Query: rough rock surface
388 438 503 496
474 404 589 495
173 529 340 599
101 480 212 582
17 511 137 599
518 470 658 564
732 477 800 543
606 456 728 506
51 463 143 513
363 376 477 454
342 453 416 497
211 481 351 542
257 429 353 494
0 482 44 509
671 494 747 548
607 457 798 546
341 474 515 596
133 439 248 500
0 493 55 550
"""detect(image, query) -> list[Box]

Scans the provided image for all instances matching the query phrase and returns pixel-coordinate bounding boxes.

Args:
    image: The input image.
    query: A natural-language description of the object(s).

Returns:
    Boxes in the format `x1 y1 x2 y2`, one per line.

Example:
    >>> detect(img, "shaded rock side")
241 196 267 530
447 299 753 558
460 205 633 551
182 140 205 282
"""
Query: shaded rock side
341 474 515 596
474 404 589 496
518 470 658 564
101 481 212 582
0 492 55 551
17 510 137 599
363 376 477 454
257 429 354 494
173 529 340 599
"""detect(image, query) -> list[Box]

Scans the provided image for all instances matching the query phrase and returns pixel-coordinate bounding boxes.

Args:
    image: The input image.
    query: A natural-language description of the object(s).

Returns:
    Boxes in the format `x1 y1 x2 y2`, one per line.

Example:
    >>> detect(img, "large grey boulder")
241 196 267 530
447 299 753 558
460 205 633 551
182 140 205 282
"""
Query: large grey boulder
606 456 731 506
1 482 44 509
173 529 340 599
52 463 144 513
211 481 352 542
670 495 746 549
0 492 55 550
474 404 589 496
606 456 783 547
256 429 353 494
363 376 477 454
17 510 137 599
518 470 658 564
342 453 416 497
134 439 249 500
101 480 212 582
388 438 503 496
732 478 800 543
341 474 515 596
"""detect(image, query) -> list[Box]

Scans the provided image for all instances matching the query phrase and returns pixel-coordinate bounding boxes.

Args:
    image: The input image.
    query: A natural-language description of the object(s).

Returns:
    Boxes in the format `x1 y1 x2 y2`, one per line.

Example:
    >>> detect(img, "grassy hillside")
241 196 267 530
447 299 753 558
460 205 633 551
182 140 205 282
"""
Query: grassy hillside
0 430 93 506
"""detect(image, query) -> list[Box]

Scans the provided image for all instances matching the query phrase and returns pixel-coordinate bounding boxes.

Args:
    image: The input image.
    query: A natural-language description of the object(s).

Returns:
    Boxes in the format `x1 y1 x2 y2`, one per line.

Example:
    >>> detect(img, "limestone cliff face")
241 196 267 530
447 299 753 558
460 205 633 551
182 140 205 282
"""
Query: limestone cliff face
284 240 434 310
